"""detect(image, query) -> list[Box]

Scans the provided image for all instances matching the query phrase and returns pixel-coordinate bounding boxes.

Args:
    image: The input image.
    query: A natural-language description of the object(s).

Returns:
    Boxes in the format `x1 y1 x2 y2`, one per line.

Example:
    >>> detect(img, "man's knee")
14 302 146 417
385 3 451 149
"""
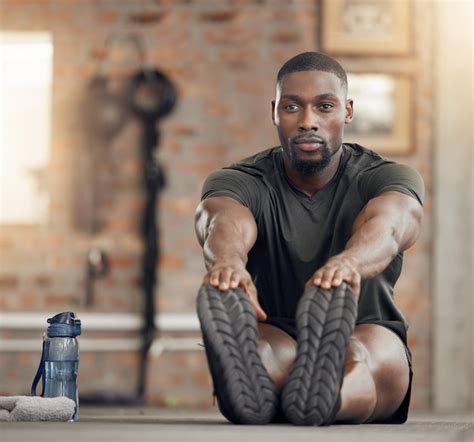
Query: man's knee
338 339 377 423
351 324 410 422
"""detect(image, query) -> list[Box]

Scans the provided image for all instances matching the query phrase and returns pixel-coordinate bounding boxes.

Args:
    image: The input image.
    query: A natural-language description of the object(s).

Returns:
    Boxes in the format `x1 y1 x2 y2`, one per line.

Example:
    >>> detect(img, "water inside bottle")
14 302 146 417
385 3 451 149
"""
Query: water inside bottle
44 360 79 421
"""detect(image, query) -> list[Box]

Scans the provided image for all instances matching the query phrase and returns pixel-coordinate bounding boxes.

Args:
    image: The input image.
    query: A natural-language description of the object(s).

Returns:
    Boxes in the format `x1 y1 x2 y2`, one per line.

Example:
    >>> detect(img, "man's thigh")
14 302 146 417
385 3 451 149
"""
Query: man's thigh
257 323 297 390
349 323 411 422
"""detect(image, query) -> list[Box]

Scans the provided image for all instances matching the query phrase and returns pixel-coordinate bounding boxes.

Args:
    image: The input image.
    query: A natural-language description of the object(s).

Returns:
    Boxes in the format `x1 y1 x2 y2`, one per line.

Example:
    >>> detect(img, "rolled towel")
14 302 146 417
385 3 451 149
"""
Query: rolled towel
0 396 75 422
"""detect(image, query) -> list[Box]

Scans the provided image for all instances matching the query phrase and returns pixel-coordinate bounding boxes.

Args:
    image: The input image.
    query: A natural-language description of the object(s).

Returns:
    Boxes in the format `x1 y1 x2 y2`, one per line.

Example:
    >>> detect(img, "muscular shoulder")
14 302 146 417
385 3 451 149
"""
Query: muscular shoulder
343 144 424 205
201 147 280 218
228 147 280 176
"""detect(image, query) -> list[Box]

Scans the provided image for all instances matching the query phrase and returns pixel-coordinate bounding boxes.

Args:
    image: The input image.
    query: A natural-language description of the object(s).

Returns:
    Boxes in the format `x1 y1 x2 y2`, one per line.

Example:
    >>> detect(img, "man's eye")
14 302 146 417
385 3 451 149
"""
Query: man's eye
283 104 299 111
320 103 334 111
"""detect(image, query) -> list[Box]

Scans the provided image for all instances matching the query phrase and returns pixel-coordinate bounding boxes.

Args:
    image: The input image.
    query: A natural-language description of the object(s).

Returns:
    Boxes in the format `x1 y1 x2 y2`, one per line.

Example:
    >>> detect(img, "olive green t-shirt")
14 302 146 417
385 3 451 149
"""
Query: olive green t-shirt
201 143 424 342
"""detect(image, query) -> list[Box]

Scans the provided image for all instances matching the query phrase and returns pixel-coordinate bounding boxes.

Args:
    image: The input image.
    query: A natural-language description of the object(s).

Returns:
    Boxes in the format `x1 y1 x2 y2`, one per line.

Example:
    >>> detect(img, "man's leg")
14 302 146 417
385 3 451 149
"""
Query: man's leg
198 284 410 425
257 323 297 391
257 317 410 424
336 323 410 423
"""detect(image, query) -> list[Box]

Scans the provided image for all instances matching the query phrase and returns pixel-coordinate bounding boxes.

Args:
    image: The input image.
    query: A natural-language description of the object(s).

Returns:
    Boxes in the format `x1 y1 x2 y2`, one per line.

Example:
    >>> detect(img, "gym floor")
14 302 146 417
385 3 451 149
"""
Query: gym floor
2 407 473 442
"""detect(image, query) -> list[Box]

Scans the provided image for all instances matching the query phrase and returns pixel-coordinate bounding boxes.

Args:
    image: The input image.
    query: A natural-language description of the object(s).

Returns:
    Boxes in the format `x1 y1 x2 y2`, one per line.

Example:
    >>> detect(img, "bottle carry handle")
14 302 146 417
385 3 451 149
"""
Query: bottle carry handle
31 340 45 397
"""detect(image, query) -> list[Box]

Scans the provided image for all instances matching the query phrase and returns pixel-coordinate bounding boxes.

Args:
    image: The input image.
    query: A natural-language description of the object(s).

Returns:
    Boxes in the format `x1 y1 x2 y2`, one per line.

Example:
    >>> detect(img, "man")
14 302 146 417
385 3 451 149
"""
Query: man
194 52 424 426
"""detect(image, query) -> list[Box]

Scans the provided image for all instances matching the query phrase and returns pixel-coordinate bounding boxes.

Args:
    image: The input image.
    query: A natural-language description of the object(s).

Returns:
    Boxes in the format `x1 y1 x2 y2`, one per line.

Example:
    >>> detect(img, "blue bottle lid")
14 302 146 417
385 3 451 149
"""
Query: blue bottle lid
47 312 82 337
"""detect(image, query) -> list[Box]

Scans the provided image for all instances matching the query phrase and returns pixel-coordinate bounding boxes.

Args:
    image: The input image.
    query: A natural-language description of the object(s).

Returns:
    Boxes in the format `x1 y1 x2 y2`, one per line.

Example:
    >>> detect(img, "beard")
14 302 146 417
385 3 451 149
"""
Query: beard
285 143 332 176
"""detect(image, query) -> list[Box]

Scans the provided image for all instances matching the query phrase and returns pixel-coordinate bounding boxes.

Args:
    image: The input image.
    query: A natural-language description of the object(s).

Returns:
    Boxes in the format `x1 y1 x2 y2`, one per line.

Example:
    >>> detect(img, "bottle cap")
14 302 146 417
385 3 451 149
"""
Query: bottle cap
47 312 82 337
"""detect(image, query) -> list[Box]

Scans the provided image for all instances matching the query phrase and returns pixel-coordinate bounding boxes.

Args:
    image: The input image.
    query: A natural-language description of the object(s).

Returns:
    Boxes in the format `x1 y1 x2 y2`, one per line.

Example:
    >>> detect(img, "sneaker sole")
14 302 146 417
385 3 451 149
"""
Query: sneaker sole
281 283 357 426
197 285 278 424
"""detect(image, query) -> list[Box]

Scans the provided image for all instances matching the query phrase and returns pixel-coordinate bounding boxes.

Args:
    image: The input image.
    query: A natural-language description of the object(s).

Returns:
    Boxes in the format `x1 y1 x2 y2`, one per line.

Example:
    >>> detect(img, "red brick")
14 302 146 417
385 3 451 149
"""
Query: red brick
271 29 301 44
127 11 166 25
192 370 213 387
207 103 230 117
33 275 52 288
159 254 184 271
110 255 136 270
44 292 76 306
0 276 18 290
0 238 16 249
198 10 239 23
191 143 226 157
203 28 261 45
162 197 196 215
168 124 196 137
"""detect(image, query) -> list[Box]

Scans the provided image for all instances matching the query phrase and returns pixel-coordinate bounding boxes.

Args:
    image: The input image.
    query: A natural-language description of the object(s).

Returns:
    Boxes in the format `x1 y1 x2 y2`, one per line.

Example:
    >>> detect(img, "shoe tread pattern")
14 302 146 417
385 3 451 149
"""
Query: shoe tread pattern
197 285 277 424
282 283 357 425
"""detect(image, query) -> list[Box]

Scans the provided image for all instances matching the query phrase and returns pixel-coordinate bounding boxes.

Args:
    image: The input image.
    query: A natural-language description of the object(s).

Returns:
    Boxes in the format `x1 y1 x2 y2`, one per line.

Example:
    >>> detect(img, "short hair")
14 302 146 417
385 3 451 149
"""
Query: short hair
276 52 347 91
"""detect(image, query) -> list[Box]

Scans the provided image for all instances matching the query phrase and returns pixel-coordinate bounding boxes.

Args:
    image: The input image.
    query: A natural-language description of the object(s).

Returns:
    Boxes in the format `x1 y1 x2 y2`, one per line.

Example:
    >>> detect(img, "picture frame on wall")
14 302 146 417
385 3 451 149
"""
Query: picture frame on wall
321 0 412 55
345 73 413 155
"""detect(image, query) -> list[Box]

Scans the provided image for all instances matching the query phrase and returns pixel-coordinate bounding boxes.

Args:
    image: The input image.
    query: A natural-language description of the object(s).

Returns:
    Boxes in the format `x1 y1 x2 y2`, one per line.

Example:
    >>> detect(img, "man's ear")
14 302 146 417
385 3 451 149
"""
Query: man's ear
345 99 354 124
271 100 276 125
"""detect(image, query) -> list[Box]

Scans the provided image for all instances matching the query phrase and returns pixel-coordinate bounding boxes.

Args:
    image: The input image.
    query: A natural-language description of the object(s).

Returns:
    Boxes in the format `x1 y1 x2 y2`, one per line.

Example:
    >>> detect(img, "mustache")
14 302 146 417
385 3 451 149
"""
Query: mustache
291 133 325 144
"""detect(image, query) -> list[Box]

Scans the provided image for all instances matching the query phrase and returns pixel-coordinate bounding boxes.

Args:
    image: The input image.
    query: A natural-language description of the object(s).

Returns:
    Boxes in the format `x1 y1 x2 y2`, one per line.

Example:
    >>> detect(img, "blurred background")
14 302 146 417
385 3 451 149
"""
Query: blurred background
0 0 472 413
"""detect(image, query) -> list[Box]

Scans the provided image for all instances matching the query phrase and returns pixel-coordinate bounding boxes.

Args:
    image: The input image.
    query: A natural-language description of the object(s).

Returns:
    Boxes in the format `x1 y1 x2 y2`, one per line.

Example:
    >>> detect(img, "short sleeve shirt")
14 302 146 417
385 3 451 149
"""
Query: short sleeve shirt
201 143 424 341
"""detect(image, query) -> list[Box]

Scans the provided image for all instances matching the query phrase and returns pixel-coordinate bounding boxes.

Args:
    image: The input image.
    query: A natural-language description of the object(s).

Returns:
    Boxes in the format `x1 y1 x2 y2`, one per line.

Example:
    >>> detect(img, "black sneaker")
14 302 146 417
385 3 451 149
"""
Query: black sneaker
197 285 278 424
281 283 357 426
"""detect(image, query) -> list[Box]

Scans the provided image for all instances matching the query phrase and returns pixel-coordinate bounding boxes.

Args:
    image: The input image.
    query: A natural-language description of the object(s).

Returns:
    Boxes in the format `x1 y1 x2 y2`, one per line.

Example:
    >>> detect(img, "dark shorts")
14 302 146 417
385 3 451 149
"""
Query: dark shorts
263 316 413 424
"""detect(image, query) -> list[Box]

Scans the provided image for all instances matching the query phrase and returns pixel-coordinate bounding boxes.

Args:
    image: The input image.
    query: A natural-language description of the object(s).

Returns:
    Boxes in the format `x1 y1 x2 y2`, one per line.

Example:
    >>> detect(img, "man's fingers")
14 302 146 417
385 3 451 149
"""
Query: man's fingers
207 268 237 291
254 303 267 321
308 258 362 300
320 268 336 289
217 267 233 290
312 271 323 285
208 270 221 287
313 267 339 289
206 268 252 291
251 295 267 321
241 280 267 321
331 269 343 286
203 268 267 320
229 272 240 289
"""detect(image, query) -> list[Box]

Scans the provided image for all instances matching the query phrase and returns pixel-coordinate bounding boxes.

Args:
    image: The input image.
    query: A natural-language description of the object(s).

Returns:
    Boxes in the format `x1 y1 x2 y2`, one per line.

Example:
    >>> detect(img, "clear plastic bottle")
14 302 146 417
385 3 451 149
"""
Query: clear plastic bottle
32 312 81 421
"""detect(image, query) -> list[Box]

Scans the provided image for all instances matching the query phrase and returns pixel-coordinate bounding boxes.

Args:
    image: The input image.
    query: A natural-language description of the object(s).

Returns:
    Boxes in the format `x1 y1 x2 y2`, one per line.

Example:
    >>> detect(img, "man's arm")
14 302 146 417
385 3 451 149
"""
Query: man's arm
195 196 266 319
309 191 423 298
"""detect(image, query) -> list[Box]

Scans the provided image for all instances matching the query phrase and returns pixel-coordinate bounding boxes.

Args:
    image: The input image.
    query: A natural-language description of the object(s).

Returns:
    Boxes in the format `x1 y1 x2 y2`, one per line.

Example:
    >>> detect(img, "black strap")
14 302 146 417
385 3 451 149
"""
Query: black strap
31 340 45 396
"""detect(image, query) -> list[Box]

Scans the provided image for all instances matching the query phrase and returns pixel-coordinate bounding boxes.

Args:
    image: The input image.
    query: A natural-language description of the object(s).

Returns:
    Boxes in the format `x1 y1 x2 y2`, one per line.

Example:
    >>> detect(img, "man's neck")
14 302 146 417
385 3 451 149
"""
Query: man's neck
282 147 343 197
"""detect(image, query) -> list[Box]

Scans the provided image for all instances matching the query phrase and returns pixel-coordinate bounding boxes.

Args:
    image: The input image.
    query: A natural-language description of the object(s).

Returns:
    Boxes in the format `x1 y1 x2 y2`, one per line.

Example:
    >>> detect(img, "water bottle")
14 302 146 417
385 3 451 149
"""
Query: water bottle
31 312 81 421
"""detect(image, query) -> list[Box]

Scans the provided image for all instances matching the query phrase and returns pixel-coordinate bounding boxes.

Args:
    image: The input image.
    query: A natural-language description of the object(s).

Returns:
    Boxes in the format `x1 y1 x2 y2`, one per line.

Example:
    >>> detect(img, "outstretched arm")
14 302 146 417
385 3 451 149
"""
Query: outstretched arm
195 196 266 319
308 191 423 298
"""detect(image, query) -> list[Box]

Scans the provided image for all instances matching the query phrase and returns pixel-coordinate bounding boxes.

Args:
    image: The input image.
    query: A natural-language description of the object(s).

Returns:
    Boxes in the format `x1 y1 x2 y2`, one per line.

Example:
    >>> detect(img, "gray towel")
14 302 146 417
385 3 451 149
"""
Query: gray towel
0 396 75 422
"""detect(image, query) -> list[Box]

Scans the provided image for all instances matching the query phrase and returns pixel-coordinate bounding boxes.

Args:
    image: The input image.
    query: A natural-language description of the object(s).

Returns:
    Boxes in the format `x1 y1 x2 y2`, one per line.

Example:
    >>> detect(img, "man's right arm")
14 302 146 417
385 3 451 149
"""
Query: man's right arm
195 196 266 319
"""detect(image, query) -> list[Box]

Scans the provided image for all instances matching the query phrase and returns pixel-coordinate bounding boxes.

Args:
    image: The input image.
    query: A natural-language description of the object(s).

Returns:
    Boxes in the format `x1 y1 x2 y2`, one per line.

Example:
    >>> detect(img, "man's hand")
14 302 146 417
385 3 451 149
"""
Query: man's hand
306 254 361 299
203 261 267 321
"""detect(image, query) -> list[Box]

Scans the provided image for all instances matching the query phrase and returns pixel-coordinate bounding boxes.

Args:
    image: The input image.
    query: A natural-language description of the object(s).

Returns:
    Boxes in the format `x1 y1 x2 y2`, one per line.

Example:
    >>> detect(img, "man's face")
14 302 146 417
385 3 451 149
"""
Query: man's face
272 70 353 176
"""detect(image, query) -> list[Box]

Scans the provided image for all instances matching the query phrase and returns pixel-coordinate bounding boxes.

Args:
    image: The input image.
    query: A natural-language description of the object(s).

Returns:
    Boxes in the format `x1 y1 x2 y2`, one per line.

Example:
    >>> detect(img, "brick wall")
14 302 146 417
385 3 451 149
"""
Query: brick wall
0 0 433 410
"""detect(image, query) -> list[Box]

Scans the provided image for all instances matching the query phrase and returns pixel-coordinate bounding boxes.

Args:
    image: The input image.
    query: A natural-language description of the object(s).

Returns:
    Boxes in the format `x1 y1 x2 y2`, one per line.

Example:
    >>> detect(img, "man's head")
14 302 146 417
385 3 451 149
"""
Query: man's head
272 52 353 177
276 51 348 96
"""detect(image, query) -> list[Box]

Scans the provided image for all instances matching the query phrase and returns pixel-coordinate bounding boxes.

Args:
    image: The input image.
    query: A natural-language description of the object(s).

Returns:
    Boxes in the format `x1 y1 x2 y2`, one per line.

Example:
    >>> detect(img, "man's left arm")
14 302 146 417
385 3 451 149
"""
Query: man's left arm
308 191 423 299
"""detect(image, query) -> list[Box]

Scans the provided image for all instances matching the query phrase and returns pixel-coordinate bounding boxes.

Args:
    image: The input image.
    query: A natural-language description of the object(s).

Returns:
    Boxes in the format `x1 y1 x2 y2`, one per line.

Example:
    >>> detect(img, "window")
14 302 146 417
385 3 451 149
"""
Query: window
0 32 53 224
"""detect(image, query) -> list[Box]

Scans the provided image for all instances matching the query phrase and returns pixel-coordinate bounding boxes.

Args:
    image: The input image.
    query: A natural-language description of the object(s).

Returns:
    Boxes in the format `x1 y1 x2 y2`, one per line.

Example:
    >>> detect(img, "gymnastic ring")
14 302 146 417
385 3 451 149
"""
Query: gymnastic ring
127 68 177 121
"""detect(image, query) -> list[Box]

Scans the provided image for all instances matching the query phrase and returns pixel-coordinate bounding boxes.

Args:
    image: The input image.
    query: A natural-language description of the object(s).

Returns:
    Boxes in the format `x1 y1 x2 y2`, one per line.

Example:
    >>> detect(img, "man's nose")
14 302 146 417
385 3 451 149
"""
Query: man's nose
298 106 319 131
